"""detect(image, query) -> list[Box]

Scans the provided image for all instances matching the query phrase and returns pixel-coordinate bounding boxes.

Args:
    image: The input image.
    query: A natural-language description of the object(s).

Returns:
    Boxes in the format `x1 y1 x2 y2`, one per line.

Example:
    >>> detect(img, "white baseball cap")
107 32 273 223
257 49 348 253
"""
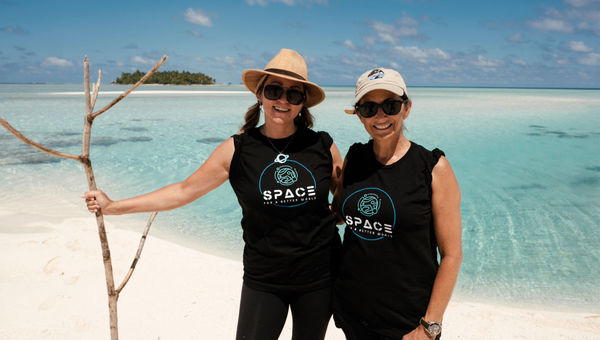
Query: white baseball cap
345 68 408 114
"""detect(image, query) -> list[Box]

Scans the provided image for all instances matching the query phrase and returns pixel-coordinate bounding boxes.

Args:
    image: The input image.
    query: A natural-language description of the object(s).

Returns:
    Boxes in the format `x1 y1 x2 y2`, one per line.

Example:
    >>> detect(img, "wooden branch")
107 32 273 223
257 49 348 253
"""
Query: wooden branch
0 117 81 162
3 55 168 340
84 56 92 118
89 56 168 120
116 212 158 295
91 70 102 112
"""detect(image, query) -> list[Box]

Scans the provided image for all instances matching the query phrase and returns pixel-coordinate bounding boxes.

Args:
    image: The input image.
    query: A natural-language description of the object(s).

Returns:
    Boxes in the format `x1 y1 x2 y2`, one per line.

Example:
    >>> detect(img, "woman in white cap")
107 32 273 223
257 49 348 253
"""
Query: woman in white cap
332 68 462 340
83 49 343 340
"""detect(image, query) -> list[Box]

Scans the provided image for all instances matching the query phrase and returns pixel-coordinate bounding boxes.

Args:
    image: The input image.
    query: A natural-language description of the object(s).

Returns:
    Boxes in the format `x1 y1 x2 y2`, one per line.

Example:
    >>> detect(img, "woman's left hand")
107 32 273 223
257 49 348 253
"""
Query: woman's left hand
402 326 431 340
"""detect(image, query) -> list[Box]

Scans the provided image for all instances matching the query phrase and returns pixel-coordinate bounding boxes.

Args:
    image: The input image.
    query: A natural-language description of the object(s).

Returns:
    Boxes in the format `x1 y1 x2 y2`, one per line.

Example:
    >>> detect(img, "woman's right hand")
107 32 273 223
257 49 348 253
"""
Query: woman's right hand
82 190 113 215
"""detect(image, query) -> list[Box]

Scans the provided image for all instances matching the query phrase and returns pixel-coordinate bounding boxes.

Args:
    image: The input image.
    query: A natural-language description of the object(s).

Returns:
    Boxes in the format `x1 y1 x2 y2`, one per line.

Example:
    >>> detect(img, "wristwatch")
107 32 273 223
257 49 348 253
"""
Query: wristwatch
420 317 442 337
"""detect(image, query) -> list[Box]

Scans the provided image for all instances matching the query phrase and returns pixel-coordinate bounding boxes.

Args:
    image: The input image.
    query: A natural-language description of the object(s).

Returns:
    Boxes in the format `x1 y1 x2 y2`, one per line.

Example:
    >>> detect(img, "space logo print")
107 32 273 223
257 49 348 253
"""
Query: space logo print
342 187 396 241
259 159 317 207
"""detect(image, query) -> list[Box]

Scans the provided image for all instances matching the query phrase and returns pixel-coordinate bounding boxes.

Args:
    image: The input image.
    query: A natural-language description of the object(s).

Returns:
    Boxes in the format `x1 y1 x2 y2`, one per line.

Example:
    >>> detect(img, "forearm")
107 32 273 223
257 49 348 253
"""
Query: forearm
424 252 462 322
105 182 189 215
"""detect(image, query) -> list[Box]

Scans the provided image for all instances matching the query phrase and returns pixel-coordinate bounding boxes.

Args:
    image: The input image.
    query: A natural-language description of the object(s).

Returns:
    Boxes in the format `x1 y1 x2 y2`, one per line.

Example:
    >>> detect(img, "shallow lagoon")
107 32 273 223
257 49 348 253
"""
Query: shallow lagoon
1 84 598 311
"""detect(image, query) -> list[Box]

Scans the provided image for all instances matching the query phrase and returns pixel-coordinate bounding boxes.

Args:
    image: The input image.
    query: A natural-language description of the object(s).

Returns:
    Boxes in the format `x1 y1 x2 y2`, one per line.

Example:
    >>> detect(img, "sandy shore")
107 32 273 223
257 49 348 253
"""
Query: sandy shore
1 203 599 340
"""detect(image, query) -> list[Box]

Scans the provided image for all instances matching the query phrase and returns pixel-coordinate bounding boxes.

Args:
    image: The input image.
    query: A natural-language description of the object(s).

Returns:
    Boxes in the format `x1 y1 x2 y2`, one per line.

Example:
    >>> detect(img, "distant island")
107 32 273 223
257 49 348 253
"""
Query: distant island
114 70 215 85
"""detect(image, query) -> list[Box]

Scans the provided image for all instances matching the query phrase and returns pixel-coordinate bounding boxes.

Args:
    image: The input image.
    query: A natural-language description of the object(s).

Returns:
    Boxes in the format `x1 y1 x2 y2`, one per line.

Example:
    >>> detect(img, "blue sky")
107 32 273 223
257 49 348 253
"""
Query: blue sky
1 0 599 87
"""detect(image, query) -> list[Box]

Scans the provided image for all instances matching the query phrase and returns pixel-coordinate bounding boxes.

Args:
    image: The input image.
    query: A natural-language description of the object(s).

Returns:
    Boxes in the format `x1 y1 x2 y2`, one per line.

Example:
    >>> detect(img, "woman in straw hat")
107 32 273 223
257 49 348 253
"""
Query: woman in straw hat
332 68 462 340
83 49 343 340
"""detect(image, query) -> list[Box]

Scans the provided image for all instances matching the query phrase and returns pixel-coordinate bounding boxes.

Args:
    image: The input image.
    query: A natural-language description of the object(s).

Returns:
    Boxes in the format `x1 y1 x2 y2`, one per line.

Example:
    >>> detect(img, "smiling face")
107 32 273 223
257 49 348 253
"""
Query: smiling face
357 89 411 141
259 75 305 129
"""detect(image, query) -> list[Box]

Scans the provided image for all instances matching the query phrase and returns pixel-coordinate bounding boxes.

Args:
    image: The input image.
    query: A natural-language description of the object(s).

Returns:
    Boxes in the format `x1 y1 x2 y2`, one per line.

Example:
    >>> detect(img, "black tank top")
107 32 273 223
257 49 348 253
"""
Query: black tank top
333 140 444 338
230 127 340 292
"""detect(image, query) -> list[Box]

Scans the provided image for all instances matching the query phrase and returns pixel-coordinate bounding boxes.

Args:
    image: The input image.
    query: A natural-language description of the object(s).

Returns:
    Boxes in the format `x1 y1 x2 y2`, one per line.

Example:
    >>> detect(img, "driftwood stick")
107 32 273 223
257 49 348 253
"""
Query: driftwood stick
116 211 158 295
2 56 167 340
82 57 120 340
0 117 81 162
91 70 102 112
90 55 167 120
84 57 92 118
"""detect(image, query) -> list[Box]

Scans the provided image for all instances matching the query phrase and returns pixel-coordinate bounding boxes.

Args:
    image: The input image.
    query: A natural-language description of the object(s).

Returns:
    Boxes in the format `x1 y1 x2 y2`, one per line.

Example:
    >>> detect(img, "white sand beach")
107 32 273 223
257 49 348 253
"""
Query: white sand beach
1 200 599 340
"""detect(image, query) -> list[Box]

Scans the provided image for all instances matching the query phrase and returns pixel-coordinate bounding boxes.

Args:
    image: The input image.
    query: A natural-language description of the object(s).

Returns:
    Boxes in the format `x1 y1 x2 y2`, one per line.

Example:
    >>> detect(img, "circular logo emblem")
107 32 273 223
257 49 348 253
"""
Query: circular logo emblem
342 187 396 241
357 193 381 216
259 160 317 208
274 165 298 186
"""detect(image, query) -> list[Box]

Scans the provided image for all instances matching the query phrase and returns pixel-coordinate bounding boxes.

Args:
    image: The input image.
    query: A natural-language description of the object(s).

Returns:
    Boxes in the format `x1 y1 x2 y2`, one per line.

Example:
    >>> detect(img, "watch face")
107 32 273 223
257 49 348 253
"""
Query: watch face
429 323 442 335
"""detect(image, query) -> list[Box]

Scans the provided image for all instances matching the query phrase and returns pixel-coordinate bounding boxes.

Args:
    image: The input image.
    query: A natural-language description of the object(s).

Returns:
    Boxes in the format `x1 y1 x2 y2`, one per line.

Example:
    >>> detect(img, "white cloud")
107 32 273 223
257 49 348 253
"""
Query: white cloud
529 18 574 33
2 26 27 35
396 13 418 27
131 56 154 65
512 58 527 65
508 33 522 42
429 48 451 60
242 58 257 67
363 36 376 46
245 0 327 6
215 56 236 65
573 10 600 36
568 40 593 52
553 54 569 65
184 8 213 27
395 13 419 37
371 14 420 44
472 55 503 68
342 39 356 50
578 52 600 65
564 0 598 7
187 30 203 38
372 21 397 44
394 46 428 63
41 57 72 67
393 46 450 64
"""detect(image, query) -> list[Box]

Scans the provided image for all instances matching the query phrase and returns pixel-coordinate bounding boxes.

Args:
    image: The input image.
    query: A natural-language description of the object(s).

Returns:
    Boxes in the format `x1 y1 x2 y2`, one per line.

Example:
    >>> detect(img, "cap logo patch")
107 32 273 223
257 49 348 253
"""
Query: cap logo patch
368 69 385 80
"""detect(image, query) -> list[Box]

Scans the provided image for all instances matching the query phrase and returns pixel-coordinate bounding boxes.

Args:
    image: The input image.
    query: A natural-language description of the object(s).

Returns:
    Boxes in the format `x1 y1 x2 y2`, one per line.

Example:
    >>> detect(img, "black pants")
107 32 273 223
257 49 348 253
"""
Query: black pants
235 283 332 340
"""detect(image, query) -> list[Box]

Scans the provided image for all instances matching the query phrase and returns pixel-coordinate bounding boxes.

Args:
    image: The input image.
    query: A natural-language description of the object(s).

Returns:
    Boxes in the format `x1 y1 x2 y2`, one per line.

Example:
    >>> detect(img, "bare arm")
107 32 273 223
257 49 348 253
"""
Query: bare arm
403 156 462 340
329 142 343 194
84 137 235 215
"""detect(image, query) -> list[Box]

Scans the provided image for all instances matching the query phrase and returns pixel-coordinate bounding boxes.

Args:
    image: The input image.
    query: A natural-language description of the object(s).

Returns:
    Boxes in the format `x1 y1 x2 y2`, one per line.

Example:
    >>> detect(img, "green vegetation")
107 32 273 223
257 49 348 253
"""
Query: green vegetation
114 70 215 85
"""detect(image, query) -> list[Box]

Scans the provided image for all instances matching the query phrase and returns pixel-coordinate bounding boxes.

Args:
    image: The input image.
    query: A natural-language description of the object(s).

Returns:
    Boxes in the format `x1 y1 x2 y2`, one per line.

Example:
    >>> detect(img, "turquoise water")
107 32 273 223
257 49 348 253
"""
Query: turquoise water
1 84 599 312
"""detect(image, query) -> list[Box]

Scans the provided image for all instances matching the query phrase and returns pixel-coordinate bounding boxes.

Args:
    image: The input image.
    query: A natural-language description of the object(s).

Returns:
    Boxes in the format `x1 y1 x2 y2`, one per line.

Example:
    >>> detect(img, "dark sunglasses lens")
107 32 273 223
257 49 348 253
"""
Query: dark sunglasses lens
264 85 304 105
357 102 377 117
381 100 403 115
264 85 283 100
286 89 305 105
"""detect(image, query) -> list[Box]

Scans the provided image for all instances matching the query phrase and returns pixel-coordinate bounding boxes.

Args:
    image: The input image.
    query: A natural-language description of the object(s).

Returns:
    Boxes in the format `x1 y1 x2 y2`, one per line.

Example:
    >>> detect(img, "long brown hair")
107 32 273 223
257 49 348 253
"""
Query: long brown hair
241 77 314 133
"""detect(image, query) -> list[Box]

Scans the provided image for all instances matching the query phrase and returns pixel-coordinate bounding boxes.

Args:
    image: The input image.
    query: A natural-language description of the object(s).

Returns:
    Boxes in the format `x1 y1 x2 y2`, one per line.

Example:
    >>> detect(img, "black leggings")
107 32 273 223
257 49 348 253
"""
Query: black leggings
235 283 332 340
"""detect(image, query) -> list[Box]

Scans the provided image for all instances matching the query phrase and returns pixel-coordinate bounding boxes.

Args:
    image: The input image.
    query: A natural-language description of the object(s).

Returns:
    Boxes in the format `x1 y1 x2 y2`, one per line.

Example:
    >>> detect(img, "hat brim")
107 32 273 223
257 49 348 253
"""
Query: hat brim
242 69 325 108
344 109 355 115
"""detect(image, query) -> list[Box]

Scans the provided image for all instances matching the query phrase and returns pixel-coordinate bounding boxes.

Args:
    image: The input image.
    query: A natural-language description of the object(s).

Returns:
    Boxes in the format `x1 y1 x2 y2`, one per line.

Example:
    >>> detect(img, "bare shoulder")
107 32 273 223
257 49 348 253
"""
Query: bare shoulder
203 137 235 171
432 156 460 195
432 155 454 177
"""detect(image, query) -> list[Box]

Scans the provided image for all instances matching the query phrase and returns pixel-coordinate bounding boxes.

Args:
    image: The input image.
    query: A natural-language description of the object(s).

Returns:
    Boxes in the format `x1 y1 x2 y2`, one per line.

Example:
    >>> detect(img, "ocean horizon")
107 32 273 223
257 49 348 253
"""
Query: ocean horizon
1 83 599 313
2 81 600 91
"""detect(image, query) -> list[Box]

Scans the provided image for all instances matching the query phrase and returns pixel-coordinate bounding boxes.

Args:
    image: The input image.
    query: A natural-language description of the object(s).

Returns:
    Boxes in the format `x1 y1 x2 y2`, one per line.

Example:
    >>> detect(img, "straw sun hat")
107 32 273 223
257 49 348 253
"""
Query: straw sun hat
242 48 325 108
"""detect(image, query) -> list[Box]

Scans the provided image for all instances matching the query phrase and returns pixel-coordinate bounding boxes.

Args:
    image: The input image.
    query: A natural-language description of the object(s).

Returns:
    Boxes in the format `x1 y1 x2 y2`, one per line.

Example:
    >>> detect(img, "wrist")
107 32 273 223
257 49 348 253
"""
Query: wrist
420 317 442 338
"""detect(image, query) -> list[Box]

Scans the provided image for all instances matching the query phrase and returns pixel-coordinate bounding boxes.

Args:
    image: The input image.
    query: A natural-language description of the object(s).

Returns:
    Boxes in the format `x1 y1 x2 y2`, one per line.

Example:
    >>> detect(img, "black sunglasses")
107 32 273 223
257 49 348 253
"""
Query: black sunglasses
355 98 408 118
263 84 306 105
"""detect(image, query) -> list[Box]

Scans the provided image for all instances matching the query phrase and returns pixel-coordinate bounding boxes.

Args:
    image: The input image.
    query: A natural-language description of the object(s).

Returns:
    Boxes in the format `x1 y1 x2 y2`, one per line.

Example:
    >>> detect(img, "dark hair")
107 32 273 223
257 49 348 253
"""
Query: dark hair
241 77 314 133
